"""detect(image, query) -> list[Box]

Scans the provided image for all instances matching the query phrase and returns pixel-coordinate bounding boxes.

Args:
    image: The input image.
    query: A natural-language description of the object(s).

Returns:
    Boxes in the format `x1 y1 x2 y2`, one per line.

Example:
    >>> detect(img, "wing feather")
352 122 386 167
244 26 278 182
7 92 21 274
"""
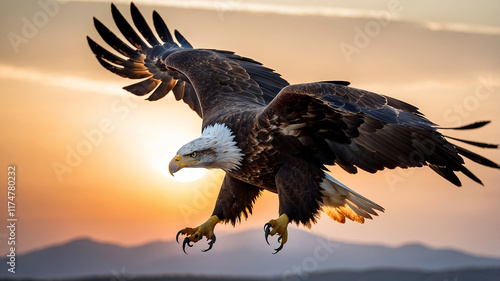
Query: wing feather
92 17 137 58
87 36 127 66
262 82 499 186
130 2 161 47
88 3 288 119
152 11 175 45
111 3 150 51
172 80 185 101
95 56 151 79
147 79 174 101
123 77 160 96
174 30 193 48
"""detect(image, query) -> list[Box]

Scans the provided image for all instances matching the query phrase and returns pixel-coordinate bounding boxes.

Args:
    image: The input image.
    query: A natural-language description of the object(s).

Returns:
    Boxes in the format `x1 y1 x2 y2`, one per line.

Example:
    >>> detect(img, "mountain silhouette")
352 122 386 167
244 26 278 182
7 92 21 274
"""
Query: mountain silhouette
2 228 499 279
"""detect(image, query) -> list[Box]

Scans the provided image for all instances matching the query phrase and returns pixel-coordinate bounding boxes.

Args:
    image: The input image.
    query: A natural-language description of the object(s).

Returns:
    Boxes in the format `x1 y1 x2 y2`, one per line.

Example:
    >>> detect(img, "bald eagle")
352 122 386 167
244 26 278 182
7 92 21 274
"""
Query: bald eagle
88 3 499 254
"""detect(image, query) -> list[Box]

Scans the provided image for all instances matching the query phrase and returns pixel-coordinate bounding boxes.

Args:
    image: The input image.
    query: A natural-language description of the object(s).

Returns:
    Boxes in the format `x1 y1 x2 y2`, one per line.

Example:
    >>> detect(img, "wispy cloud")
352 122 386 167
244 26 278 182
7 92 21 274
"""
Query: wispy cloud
0 63 126 96
77 0 392 18
422 21 500 35
77 0 500 35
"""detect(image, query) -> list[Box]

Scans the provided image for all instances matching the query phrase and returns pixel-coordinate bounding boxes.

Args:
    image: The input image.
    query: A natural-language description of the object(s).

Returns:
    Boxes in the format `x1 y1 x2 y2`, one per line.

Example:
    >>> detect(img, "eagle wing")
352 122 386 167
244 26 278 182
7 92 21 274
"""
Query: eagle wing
89 4 499 186
87 3 288 118
260 82 499 186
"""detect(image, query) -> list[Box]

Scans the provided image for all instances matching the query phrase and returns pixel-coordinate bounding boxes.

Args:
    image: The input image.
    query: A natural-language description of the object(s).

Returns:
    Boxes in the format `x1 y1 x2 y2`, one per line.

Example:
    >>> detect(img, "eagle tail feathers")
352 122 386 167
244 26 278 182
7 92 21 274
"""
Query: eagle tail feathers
320 174 384 224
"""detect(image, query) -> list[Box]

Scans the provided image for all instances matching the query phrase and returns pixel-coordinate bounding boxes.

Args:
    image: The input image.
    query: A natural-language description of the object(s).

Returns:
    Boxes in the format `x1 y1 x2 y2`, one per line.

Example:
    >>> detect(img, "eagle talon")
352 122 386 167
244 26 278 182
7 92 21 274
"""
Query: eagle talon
201 234 216 252
273 243 284 254
264 223 272 245
176 215 220 254
182 237 193 254
175 230 184 244
263 214 290 254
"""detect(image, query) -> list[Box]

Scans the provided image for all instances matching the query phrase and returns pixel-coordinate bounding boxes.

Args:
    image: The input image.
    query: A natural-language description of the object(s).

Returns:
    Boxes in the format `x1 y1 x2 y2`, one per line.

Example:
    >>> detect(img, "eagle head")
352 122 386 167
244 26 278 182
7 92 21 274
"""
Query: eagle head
168 123 244 175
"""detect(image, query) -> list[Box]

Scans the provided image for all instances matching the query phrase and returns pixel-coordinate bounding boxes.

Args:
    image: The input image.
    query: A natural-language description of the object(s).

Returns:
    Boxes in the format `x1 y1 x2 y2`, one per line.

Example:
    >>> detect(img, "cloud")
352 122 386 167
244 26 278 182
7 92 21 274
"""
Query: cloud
0 63 126 96
76 0 500 35
422 21 500 35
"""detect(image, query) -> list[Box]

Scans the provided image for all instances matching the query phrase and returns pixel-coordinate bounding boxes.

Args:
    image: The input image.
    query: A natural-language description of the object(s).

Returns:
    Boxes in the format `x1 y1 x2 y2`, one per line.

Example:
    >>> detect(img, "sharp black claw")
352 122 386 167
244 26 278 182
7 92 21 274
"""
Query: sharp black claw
264 222 285 254
273 243 284 254
176 230 184 244
264 223 272 245
202 234 216 252
182 237 193 254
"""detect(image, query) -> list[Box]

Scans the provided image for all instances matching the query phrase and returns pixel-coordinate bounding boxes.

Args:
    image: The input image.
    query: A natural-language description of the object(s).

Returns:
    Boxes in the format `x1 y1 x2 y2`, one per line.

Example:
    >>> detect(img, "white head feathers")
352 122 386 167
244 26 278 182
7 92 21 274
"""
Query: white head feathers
176 123 244 172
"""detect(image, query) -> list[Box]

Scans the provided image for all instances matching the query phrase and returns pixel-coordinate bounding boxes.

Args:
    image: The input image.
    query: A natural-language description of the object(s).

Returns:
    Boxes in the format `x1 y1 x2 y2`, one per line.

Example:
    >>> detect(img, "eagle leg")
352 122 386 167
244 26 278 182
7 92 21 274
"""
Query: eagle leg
175 215 220 254
263 213 289 254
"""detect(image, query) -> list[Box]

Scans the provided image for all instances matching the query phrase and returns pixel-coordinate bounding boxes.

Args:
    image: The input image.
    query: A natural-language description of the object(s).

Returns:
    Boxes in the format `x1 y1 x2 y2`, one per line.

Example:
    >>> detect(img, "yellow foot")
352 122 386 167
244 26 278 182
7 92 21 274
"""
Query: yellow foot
263 214 289 254
176 215 219 254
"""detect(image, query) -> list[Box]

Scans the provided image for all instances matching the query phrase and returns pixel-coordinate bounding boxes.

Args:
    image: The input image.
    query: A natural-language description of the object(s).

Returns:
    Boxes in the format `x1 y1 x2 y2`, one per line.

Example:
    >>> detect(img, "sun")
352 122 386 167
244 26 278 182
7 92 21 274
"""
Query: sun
165 166 208 183
161 150 208 183
149 125 209 183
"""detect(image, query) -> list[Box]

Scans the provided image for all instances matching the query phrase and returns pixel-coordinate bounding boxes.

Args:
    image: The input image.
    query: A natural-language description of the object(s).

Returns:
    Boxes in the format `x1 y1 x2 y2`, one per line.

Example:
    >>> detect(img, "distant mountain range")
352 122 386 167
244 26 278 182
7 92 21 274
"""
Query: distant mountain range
2 229 499 279
49 268 500 281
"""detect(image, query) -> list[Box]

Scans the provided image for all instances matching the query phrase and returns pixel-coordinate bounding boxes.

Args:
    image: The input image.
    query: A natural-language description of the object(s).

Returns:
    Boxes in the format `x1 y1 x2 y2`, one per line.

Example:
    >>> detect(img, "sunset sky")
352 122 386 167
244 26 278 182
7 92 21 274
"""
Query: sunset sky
0 0 499 263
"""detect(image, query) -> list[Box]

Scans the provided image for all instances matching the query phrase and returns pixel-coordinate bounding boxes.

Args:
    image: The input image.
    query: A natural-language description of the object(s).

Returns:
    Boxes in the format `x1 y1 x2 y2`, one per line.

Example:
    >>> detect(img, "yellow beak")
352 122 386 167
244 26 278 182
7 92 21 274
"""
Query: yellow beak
168 154 199 176
169 155 181 176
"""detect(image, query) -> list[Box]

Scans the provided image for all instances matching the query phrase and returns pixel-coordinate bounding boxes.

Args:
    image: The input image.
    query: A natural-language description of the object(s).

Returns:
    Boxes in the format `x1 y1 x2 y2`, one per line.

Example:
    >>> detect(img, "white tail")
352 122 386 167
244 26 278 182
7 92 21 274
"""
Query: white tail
320 174 384 224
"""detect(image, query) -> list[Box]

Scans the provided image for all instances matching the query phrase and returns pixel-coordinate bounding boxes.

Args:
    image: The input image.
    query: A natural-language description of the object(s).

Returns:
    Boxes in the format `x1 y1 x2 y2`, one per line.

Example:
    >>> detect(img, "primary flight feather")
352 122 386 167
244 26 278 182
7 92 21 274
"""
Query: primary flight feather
88 2 499 254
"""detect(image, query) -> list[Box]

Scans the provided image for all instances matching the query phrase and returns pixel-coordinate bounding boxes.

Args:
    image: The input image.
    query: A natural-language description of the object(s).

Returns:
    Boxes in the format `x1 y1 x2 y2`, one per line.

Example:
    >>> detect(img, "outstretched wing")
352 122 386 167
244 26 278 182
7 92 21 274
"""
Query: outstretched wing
87 3 288 118
260 82 499 186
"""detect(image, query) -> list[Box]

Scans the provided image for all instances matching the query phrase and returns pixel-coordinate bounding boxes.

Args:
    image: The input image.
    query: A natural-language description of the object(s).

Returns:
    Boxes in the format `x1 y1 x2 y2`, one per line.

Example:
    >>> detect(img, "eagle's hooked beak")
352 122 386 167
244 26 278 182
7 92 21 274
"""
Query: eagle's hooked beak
169 155 182 176
168 154 199 176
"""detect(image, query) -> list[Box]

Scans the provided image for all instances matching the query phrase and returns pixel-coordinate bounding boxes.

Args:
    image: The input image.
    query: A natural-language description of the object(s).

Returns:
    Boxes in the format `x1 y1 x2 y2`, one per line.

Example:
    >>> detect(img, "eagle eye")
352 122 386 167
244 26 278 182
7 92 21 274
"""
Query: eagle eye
189 152 197 158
